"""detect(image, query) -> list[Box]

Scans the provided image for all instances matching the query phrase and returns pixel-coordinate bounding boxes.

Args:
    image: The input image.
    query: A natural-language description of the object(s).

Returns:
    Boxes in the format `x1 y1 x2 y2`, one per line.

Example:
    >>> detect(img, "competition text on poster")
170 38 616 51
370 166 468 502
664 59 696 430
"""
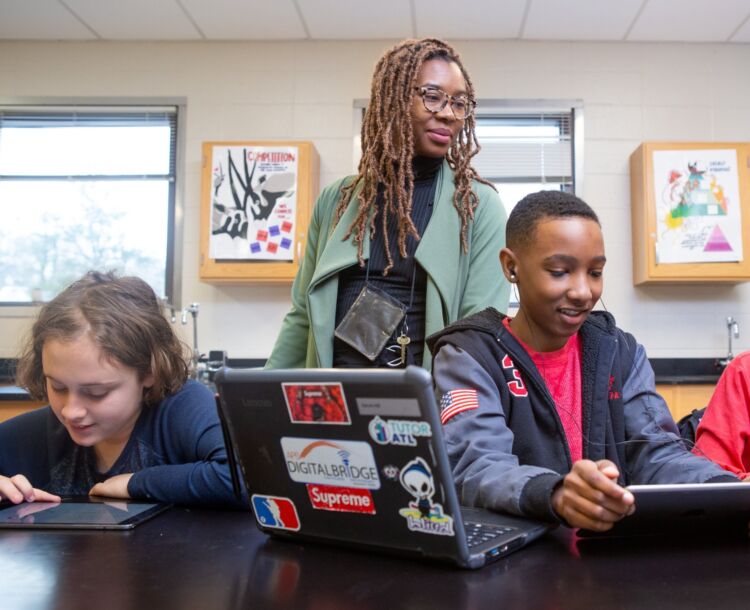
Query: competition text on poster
209 145 298 261
653 149 743 265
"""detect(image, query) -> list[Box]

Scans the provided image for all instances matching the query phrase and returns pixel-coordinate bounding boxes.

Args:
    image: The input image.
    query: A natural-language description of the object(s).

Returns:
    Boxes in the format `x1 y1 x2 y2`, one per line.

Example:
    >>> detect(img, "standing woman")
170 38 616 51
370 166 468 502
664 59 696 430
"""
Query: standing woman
267 38 508 370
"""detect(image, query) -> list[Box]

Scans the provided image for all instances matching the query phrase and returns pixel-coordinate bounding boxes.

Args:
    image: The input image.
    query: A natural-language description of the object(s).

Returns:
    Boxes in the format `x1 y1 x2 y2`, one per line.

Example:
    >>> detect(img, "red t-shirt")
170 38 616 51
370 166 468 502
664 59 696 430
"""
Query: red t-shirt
693 351 750 478
503 318 583 463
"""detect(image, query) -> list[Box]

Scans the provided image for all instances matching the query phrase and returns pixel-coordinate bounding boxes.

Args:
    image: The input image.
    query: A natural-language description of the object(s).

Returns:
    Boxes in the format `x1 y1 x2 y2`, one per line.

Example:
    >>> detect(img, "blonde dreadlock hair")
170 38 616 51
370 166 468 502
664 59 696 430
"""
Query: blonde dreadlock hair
335 38 492 275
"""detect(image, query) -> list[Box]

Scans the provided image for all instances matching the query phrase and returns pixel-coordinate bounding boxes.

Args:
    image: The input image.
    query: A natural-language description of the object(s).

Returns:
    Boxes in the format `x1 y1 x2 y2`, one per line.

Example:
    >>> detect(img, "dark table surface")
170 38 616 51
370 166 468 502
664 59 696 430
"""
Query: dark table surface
3 507 750 610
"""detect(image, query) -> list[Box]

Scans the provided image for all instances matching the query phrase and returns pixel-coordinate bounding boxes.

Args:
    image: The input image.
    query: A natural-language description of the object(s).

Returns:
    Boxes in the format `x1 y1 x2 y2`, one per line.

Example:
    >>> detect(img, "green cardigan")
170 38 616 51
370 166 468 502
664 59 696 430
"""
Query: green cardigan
266 160 510 370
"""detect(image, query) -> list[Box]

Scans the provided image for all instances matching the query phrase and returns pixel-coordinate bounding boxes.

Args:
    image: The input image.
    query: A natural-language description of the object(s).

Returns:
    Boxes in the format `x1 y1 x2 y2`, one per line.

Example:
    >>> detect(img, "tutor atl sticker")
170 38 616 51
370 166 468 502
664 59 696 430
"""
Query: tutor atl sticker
368 416 432 446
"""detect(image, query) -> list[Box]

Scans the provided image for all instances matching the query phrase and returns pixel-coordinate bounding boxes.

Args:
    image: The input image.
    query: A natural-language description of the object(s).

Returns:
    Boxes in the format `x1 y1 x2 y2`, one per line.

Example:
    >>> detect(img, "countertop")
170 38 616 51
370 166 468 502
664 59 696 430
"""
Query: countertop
649 357 725 385
0 357 727 401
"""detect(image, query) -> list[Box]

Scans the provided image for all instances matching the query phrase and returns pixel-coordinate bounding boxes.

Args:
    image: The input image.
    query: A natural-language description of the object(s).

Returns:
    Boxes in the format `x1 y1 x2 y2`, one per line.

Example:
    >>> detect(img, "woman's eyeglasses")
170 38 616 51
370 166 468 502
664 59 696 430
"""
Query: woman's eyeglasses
413 86 475 120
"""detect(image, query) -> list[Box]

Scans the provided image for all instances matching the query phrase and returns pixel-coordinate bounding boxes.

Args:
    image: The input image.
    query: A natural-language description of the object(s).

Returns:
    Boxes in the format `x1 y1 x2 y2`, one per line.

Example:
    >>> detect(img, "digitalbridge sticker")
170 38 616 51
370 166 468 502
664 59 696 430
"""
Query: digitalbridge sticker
281 437 381 489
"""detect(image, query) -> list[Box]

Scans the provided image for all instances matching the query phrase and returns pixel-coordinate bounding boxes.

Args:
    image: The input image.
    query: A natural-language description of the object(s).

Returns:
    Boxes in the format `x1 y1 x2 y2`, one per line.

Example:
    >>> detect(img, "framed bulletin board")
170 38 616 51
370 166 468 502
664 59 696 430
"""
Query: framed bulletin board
200 141 319 283
630 141 750 284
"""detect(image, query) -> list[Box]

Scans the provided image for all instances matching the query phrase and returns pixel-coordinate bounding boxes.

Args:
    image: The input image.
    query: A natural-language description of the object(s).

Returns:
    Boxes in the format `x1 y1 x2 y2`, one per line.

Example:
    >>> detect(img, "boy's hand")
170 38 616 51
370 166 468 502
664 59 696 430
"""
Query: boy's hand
551 459 635 531
89 474 133 500
0 474 61 504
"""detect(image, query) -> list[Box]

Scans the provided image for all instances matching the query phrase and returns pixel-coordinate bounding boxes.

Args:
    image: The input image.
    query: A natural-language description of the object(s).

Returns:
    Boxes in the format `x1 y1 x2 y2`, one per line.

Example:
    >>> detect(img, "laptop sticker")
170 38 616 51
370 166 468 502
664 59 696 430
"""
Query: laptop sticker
368 416 432 447
398 457 455 537
355 397 421 417
251 494 301 532
382 464 400 482
281 438 381 490
282 383 351 425
307 484 376 514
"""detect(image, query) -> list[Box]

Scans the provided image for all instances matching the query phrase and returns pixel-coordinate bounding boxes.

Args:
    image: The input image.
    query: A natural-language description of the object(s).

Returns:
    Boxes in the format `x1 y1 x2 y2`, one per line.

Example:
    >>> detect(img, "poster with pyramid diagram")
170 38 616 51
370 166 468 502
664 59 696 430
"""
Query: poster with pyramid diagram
652 149 742 264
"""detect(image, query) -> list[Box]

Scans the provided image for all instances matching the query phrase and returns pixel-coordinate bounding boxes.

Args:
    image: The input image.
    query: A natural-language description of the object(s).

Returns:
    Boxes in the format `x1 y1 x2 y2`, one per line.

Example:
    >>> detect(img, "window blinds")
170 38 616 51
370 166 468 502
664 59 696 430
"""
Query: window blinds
472 111 573 184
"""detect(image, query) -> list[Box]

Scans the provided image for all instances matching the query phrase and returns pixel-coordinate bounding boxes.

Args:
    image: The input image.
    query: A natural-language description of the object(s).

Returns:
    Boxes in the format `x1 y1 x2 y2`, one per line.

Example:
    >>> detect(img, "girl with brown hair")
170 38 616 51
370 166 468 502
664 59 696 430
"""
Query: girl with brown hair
0 271 241 507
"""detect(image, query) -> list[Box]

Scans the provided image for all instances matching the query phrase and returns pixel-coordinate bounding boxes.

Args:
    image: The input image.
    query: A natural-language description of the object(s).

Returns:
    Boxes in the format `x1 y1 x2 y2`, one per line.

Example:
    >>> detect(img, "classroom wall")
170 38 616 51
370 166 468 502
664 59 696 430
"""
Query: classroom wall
1 39 749 360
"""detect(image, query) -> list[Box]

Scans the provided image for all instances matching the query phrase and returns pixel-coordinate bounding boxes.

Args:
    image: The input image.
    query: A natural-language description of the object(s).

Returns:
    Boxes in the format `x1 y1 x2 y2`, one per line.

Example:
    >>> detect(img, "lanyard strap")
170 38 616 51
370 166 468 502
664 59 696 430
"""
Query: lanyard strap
364 250 417 330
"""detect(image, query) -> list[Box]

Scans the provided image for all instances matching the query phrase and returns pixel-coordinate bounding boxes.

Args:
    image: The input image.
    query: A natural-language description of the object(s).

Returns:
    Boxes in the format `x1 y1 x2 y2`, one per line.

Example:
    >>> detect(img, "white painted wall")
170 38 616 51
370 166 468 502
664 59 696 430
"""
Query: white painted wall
0 40 748 360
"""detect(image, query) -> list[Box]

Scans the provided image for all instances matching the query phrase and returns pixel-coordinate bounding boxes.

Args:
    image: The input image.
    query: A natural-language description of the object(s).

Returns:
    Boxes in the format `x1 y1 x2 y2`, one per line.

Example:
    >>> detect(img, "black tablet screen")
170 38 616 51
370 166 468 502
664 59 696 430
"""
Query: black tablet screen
0 499 169 529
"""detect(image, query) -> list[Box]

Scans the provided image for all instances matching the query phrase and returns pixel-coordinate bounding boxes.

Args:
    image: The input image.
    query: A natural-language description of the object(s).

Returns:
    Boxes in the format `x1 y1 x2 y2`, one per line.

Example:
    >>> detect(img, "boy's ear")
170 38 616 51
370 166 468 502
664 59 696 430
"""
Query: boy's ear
499 248 519 283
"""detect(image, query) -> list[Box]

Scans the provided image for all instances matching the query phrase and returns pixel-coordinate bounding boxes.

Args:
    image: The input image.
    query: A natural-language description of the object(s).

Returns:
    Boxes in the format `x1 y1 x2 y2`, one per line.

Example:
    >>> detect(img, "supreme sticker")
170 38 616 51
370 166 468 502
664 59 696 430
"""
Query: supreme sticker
282 382 351 424
307 484 376 514
251 494 301 532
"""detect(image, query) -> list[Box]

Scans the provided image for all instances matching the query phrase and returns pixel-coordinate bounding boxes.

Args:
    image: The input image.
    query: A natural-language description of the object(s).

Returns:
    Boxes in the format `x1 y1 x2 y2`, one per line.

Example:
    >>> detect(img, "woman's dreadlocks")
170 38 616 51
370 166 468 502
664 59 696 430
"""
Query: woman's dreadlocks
334 38 492 275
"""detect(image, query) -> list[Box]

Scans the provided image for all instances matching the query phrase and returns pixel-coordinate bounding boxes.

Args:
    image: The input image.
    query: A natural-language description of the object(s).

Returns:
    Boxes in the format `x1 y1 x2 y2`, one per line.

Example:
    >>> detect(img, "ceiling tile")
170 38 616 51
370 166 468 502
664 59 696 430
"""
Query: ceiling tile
0 0 96 39
729 14 750 42
63 0 200 40
414 0 526 39
180 0 306 39
524 0 643 41
628 0 750 42
299 0 411 39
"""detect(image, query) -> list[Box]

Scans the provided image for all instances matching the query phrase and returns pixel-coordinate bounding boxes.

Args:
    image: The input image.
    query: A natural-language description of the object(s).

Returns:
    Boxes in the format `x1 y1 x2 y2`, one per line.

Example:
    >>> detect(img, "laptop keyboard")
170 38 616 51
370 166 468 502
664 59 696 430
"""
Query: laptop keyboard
464 521 516 548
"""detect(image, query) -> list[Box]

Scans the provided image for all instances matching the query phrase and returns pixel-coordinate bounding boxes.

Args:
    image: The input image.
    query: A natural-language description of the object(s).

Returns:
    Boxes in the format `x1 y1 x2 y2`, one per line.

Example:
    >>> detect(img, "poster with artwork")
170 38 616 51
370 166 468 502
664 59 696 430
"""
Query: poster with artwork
652 149 743 264
208 145 298 260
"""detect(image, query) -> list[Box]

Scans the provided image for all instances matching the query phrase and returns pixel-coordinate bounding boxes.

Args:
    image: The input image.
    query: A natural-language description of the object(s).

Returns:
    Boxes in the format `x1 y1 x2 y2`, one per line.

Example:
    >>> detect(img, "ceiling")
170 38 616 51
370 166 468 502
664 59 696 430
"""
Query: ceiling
1 0 749 43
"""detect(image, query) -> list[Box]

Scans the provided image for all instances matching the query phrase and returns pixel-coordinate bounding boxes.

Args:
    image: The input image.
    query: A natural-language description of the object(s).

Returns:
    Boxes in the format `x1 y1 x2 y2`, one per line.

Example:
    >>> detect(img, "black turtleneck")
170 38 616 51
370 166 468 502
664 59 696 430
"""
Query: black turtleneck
333 156 442 368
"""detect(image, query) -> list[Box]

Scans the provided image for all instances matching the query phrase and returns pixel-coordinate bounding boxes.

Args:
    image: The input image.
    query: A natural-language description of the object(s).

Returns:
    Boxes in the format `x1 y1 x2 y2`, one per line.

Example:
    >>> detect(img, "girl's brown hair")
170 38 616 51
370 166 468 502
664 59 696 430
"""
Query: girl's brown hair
335 38 493 274
16 271 190 405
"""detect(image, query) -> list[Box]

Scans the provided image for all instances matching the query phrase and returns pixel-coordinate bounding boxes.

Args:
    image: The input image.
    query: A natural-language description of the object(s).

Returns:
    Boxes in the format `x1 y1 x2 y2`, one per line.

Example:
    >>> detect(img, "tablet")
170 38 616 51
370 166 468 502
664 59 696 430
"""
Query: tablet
0 496 171 530
579 482 750 537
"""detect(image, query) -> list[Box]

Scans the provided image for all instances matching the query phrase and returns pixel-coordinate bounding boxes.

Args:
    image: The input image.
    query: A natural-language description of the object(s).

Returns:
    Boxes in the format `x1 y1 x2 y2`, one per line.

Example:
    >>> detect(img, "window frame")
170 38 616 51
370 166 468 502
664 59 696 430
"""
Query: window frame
0 96 186 311
473 99 583 198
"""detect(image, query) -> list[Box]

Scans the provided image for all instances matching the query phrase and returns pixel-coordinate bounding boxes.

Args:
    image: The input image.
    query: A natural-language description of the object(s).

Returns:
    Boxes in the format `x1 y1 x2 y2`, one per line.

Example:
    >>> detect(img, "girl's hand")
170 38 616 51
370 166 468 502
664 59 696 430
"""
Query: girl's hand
0 474 61 504
89 473 133 499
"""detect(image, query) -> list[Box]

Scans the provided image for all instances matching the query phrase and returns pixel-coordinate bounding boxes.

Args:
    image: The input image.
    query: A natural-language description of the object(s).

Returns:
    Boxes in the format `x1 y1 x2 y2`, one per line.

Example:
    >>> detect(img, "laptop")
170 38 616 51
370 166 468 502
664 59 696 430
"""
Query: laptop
579 482 750 538
215 365 552 569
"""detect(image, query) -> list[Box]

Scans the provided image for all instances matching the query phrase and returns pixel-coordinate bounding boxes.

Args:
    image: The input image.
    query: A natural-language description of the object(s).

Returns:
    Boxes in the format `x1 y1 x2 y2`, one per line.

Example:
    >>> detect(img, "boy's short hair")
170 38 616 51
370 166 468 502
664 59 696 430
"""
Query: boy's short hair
15 270 190 405
506 190 600 251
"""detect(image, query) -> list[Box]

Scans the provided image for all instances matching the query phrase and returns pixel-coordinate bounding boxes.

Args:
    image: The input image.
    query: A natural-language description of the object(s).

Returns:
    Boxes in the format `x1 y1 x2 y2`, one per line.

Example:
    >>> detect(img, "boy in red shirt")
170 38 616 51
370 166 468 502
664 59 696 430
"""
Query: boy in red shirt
428 190 736 532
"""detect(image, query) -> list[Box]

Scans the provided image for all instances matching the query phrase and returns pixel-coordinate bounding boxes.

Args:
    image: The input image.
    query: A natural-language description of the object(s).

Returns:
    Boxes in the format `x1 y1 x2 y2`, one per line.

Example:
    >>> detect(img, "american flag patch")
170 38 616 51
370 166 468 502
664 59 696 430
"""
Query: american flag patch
439 389 479 425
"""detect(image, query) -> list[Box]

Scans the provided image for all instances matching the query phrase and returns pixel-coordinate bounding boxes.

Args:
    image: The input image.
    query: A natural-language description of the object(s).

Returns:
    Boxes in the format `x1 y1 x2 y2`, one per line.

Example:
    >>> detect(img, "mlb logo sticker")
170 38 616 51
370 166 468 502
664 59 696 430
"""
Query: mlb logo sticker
251 494 301 531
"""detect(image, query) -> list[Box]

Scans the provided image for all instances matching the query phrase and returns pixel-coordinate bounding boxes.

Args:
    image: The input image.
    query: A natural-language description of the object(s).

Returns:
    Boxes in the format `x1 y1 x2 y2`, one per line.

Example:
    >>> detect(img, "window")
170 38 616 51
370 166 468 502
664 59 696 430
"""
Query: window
352 99 582 212
473 101 582 308
472 101 582 216
0 103 183 305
